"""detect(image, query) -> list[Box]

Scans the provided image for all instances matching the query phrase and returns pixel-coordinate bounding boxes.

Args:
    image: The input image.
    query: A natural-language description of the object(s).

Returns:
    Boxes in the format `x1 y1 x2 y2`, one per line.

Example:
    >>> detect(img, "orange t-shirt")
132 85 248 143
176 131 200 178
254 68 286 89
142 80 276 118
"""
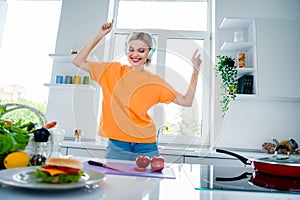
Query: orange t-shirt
89 62 178 143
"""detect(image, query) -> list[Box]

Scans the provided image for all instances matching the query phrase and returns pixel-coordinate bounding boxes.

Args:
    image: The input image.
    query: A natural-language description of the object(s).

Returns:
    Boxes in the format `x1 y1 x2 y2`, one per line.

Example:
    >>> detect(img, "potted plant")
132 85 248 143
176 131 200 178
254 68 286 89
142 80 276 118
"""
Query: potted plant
215 55 238 116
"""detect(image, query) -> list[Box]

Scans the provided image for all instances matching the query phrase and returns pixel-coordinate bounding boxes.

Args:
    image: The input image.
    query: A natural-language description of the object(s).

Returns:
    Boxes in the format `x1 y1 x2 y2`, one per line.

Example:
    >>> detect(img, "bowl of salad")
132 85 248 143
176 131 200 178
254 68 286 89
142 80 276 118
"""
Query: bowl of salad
0 119 34 169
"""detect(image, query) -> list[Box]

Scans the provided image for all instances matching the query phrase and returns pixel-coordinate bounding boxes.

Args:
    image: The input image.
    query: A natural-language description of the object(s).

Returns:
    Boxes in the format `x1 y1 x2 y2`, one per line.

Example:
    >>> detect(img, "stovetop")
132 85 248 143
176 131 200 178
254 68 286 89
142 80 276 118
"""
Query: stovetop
184 165 300 194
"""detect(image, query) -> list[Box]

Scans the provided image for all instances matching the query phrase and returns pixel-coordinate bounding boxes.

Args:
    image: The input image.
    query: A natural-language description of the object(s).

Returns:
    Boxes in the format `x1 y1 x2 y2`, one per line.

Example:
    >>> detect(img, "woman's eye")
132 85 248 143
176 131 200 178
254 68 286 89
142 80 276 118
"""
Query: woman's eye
128 47 146 53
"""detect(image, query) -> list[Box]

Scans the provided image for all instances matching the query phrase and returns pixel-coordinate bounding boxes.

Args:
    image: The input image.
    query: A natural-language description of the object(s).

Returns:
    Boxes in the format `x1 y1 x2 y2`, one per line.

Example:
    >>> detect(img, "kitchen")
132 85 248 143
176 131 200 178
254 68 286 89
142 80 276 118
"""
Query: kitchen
0 0 300 199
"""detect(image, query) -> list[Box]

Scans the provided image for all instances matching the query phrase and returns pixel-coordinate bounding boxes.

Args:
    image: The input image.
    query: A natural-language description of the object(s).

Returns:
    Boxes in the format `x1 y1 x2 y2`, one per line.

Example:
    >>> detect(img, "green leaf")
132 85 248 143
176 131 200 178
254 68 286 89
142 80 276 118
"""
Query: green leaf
215 55 238 116
0 106 7 116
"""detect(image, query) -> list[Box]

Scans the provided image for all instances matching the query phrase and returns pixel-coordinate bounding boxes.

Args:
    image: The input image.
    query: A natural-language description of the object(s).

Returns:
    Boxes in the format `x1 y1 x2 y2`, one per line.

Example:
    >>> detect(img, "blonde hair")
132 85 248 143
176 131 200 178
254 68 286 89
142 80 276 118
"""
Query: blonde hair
127 32 154 66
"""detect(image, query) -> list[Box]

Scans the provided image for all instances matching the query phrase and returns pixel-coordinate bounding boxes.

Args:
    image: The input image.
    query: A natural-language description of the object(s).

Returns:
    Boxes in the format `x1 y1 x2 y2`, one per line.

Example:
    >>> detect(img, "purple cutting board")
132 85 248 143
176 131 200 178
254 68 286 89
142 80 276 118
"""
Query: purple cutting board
83 161 176 179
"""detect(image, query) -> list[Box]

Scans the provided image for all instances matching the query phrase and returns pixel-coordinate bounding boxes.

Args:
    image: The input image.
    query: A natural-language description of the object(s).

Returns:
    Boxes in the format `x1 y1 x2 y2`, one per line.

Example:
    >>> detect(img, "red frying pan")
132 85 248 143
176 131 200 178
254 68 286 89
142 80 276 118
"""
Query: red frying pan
216 171 300 191
249 171 300 191
216 146 300 177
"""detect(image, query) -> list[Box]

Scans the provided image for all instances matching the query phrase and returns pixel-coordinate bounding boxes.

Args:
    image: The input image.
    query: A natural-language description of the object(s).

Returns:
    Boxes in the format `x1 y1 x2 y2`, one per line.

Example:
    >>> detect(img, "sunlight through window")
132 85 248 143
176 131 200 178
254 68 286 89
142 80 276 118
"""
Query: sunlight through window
0 0 62 104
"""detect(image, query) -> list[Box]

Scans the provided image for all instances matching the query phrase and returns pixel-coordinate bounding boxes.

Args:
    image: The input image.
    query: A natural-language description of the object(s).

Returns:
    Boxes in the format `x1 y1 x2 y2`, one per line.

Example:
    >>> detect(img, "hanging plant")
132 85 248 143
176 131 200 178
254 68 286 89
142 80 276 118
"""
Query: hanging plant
215 55 238 116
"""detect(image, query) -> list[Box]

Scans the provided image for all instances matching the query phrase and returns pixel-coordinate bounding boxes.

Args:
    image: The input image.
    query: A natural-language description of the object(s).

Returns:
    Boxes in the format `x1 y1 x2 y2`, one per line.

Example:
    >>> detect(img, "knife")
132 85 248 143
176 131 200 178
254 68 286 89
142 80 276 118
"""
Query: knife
88 160 129 173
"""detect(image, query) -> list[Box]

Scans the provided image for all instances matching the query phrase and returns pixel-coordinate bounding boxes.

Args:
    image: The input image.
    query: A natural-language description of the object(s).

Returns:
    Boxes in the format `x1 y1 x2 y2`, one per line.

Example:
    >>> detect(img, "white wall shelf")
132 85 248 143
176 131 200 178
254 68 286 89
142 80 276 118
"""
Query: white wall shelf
237 68 255 78
236 94 257 100
219 17 257 96
236 94 300 102
44 83 96 91
220 41 254 51
49 54 98 62
219 18 254 29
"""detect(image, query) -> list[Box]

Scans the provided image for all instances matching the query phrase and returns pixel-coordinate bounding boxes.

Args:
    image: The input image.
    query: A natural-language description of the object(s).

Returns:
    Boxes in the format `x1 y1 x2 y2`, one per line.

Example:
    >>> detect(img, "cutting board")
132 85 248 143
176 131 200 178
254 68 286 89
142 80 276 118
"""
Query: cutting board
83 161 176 179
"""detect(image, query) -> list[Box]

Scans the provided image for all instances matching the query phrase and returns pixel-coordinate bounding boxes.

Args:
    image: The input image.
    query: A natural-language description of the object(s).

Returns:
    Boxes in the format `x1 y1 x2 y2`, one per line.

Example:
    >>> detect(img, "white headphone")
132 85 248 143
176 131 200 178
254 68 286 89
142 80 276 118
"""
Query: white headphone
125 32 156 60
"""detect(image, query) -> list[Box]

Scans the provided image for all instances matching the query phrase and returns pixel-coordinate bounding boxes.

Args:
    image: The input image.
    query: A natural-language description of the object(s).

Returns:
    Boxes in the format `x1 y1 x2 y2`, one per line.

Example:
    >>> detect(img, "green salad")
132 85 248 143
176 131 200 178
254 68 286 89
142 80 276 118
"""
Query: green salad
0 119 34 155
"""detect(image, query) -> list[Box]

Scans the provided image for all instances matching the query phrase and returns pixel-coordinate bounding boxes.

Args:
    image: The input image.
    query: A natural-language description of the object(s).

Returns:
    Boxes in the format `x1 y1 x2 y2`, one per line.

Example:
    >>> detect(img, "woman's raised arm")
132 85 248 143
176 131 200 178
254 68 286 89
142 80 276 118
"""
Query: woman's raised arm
72 20 114 72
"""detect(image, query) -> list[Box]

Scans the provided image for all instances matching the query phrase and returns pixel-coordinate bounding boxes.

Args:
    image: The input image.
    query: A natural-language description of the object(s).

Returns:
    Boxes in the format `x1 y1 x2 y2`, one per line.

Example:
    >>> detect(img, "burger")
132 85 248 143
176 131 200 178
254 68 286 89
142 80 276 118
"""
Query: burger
34 158 84 184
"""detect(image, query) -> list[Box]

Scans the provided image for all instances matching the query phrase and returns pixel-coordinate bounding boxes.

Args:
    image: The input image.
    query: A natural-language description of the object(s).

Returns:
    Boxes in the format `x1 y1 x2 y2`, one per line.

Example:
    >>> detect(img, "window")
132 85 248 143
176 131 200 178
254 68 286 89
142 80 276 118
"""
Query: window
0 1 61 104
109 0 211 147
0 0 62 122
117 0 207 31
164 38 204 137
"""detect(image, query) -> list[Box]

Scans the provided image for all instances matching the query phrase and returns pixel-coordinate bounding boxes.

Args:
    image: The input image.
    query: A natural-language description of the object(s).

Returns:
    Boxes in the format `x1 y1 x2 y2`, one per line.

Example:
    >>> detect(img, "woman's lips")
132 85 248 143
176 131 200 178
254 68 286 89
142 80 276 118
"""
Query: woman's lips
131 57 142 63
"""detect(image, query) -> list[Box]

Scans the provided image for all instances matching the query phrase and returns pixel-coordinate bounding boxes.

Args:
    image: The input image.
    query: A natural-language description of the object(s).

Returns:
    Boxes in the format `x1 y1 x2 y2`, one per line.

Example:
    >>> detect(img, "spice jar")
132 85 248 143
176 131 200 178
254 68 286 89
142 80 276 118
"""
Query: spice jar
30 127 52 166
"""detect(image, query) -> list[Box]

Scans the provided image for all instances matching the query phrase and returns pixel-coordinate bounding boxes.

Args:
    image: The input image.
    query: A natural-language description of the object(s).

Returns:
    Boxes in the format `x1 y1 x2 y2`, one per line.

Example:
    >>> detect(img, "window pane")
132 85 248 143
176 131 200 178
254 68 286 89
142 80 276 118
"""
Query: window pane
163 38 204 136
117 0 207 31
111 0 210 144
0 1 61 104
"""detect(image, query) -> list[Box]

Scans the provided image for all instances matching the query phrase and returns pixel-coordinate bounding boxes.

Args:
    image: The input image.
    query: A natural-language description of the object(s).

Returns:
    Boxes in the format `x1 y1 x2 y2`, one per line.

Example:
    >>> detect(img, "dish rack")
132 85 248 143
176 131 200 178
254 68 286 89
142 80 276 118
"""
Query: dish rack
0 103 47 126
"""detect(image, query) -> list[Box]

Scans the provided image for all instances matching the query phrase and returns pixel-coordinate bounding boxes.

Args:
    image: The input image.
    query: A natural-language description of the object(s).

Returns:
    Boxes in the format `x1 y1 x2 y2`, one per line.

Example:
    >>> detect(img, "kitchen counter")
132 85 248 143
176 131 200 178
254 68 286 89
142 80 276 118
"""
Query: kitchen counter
61 140 269 157
0 157 299 200
61 140 270 164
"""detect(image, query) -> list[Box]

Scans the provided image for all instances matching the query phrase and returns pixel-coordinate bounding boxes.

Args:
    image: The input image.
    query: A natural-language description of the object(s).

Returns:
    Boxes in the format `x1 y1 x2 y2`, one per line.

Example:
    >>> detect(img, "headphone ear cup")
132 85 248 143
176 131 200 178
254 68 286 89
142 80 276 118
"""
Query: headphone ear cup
147 36 156 60
148 48 154 60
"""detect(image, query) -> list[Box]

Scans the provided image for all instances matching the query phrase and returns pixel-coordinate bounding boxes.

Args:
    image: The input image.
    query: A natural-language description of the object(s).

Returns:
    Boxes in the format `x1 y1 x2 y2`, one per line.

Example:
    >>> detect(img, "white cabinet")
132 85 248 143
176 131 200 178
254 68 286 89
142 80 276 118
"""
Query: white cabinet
256 19 300 99
45 54 100 141
161 154 184 163
184 156 242 166
63 147 106 158
219 18 258 97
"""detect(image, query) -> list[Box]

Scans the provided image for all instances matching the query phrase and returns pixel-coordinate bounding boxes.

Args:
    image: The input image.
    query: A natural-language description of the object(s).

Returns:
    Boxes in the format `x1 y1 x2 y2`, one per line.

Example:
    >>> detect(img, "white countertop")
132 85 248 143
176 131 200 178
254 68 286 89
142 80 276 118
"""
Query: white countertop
61 140 270 158
0 156 299 200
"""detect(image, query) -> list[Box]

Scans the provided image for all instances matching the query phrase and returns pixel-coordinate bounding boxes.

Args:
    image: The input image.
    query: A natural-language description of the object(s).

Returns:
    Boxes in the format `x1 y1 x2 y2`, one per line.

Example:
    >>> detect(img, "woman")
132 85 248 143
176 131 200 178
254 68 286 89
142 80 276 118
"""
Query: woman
72 20 202 160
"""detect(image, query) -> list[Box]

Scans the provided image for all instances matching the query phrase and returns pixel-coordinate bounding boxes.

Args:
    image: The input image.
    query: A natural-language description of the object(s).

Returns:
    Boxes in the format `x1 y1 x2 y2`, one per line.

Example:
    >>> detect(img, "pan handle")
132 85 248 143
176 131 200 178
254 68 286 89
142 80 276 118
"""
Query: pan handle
216 149 250 165
215 172 252 182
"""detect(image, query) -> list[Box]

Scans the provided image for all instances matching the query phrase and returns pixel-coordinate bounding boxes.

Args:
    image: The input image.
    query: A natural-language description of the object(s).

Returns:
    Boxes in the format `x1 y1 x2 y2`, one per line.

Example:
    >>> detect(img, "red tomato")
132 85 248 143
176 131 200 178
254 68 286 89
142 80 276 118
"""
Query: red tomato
135 156 151 168
150 156 164 172
42 165 80 174
134 167 147 172
42 165 54 169
56 166 80 174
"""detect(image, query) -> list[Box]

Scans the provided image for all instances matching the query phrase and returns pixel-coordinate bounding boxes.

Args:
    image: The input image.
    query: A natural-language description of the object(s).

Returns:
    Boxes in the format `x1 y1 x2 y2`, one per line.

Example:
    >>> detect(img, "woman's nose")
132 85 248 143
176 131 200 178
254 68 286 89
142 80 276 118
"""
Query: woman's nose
132 50 139 56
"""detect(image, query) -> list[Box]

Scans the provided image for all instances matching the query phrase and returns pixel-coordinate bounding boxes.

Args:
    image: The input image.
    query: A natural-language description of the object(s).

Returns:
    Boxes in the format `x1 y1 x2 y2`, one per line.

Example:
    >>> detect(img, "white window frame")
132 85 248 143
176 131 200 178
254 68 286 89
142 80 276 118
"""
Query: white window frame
106 0 212 148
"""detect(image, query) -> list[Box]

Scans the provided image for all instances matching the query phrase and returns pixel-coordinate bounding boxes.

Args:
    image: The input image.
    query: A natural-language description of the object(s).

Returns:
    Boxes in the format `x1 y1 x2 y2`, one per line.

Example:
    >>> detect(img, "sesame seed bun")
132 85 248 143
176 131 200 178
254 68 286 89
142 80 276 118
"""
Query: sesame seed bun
45 158 83 169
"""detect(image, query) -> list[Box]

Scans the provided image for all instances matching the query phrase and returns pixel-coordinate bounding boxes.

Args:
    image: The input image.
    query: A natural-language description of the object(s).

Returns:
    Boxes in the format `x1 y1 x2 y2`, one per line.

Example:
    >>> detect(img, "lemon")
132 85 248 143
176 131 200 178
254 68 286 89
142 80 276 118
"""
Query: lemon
4 152 30 169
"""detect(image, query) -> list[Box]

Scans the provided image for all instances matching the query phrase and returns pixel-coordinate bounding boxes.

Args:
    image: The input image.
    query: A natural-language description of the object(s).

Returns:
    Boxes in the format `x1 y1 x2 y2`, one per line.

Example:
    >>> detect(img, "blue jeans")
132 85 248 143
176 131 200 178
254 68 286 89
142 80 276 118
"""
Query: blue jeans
105 139 159 161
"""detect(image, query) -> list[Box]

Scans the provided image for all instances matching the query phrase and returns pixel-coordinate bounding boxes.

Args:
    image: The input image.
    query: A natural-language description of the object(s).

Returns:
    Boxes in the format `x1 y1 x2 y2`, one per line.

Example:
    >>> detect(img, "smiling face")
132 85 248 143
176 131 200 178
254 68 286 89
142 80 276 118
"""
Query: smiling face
127 40 150 70
126 32 154 70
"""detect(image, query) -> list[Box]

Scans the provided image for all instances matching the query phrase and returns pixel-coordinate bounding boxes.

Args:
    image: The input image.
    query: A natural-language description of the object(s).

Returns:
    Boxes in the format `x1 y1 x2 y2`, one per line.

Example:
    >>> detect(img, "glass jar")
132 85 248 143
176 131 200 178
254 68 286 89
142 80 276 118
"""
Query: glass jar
50 127 65 158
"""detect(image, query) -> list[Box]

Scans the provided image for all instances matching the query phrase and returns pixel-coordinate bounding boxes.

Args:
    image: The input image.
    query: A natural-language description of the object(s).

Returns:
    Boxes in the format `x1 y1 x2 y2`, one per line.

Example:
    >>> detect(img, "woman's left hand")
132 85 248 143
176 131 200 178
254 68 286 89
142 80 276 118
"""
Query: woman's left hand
191 49 202 74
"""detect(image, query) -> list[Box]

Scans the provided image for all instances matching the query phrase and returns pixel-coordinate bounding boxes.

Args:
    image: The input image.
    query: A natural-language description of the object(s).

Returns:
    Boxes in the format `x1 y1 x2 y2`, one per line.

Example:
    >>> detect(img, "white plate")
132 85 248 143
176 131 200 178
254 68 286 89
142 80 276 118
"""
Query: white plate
0 166 105 190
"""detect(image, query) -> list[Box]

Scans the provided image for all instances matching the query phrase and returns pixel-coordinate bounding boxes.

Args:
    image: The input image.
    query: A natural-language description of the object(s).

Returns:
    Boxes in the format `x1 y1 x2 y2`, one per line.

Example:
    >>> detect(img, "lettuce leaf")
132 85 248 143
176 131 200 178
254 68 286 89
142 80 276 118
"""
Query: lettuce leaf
34 170 84 184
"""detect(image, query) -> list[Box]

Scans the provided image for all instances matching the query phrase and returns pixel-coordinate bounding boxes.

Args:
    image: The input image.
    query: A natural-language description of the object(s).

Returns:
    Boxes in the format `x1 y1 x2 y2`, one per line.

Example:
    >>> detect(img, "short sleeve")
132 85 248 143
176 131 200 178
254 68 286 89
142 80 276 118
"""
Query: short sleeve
155 76 179 104
88 62 111 83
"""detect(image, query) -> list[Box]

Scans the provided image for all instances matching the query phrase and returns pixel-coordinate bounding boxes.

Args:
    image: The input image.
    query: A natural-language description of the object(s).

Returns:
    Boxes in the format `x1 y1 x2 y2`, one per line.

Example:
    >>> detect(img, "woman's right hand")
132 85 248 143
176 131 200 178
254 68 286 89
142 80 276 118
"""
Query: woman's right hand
99 19 114 36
